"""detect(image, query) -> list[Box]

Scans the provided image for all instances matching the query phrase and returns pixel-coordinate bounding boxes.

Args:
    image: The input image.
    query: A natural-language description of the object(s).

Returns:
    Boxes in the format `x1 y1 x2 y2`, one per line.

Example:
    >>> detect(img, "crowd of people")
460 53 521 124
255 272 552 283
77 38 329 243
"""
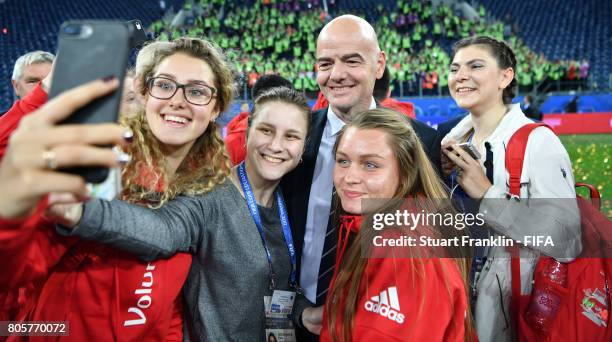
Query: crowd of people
0 6 605 342
146 0 590 98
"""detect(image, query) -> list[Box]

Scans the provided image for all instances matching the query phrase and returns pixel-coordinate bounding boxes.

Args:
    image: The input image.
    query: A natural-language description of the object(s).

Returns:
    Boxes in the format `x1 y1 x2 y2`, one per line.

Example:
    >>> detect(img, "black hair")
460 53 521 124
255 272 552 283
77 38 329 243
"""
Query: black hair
373 66 391 101
451 36 517 104
251 74 295 99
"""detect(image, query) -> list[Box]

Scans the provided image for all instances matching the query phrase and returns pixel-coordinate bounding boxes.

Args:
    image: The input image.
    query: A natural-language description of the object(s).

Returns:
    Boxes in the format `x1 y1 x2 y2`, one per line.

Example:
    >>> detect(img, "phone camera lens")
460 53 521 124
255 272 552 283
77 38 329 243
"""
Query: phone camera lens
63 24 82 35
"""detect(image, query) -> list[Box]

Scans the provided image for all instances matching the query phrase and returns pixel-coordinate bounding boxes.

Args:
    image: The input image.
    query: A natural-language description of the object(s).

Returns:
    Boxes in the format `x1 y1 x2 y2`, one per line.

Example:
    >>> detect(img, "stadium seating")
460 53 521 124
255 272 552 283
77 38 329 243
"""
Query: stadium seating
1 0 610 115
479 0 611 91
0 0 184 110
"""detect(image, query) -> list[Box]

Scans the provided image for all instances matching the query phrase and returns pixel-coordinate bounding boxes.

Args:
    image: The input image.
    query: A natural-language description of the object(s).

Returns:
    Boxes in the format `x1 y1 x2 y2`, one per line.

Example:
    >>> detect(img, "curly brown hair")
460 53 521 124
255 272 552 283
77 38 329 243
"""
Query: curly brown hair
121 37 235 207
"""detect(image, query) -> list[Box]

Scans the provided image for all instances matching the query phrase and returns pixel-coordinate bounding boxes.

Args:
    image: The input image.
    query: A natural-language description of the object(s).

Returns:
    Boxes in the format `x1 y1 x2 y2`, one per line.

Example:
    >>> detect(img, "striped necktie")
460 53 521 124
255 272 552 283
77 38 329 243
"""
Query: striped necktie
315 187 338 305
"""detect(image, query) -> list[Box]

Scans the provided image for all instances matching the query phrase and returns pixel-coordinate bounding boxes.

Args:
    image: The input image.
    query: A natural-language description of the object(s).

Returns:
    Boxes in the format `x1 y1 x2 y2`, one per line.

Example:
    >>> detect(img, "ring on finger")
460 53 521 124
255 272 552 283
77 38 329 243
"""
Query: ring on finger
42 150 58 170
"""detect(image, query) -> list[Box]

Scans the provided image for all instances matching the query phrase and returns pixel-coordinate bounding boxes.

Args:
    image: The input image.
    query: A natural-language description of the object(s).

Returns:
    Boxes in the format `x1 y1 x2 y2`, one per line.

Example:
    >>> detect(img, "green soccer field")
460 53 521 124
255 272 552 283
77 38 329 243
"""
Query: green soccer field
559 134 612 218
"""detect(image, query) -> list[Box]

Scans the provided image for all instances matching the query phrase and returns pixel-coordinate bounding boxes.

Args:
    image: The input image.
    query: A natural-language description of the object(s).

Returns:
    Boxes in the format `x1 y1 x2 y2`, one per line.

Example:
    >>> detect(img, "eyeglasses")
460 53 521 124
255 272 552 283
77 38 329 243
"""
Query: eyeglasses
147 77 217 106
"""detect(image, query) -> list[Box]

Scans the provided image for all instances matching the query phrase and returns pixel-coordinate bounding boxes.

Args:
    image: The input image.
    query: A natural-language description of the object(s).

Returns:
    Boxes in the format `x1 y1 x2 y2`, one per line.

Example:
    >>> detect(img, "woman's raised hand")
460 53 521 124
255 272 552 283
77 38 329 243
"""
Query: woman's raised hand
443 143 492 199
0 77 131 219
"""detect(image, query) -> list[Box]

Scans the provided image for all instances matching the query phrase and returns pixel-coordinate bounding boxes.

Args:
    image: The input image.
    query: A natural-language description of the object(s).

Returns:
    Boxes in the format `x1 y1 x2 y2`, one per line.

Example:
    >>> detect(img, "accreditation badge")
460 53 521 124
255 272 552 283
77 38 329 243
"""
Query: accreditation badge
264 290 296 342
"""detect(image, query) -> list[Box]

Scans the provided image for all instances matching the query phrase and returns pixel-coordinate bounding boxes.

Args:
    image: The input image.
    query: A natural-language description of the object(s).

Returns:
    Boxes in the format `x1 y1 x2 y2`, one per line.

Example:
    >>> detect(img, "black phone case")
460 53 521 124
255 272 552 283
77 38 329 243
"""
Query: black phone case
49 21 131 183
127 19 148 48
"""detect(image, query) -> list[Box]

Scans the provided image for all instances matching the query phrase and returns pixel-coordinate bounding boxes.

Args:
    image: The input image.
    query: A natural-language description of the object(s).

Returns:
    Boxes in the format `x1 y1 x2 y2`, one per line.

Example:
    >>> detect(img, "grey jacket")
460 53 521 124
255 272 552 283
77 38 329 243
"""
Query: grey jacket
64 181 300 341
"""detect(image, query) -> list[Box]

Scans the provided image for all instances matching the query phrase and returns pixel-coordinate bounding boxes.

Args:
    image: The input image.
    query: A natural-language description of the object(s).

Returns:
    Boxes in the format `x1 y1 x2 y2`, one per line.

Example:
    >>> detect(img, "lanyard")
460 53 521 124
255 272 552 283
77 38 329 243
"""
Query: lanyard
237 162 298 291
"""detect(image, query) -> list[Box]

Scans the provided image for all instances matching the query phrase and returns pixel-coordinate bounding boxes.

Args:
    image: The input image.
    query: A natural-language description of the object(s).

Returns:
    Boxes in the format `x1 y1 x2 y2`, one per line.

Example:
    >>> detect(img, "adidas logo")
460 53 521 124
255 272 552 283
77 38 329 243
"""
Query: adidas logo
364 286 405 324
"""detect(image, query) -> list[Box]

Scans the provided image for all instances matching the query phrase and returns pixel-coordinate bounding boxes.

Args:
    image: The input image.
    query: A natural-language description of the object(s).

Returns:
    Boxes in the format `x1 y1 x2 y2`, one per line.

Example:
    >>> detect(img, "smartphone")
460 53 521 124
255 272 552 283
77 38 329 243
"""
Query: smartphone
49 20 131 183
127 19 148 49
456 142 481 160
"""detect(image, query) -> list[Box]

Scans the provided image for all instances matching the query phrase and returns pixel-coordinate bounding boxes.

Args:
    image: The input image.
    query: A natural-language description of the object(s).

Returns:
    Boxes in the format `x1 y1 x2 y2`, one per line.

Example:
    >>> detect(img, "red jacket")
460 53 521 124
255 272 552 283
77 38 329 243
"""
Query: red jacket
0 84 191 341
319 216 470 341
224 112 248 166
320 258 470 341
312 91 328 111
380 98 416 118
310 92 416 118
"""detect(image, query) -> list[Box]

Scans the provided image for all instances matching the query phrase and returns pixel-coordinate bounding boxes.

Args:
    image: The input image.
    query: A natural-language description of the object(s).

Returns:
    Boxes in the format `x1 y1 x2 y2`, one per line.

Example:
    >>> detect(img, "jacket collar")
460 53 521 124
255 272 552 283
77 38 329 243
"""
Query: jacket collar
442 103 529 145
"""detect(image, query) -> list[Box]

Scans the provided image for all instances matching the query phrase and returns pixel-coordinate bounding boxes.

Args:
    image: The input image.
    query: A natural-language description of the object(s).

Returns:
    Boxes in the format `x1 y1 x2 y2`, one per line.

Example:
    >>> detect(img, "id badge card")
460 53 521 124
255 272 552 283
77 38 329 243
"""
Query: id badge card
264 290 296 342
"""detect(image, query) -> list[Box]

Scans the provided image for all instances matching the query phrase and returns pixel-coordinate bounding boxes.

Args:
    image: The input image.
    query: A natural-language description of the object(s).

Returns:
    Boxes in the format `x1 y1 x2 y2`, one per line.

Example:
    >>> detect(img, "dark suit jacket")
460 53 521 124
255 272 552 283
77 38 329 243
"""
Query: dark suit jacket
523 106 543 121
281 107 441 277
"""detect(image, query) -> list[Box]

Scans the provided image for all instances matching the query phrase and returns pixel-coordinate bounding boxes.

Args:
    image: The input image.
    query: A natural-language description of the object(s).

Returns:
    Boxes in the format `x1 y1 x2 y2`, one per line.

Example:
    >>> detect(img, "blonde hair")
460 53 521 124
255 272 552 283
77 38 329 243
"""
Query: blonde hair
121 37 234 207
326 108 474 341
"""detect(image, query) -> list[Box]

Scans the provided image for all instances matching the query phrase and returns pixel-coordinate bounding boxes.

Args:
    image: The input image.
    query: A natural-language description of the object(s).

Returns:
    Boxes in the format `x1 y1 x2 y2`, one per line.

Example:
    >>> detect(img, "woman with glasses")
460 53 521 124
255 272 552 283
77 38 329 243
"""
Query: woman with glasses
0 37 233 341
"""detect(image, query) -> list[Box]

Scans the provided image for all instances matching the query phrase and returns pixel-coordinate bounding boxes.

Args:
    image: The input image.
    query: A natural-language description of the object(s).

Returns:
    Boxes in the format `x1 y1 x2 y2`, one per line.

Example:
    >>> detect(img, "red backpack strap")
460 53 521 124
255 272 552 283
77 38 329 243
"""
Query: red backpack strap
509 246 521 333
505 123 551 196
505 123 551 333
575 182 601 211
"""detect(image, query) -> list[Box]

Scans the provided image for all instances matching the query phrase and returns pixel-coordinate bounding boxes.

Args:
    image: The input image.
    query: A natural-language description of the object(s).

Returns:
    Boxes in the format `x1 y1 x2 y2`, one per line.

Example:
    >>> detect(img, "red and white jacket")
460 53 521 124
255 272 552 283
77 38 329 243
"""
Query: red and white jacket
0 84 191 341
319 216 471 341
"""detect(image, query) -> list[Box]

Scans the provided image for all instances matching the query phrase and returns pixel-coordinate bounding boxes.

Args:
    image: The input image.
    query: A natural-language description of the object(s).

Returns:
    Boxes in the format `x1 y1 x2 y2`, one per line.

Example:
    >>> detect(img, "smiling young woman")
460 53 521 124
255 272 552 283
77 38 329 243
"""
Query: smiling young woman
298 108 475 341
123 38 234 206
241 98 310 194
441 36 580 342
0 37 235 341
332 126 401 214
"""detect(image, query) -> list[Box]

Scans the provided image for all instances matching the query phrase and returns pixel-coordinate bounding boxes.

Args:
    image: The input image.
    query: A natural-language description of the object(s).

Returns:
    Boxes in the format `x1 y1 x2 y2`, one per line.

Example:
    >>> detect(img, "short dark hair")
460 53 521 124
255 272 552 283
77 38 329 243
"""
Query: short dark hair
451 36 517 104
251 74 294 99
373 66 390 101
